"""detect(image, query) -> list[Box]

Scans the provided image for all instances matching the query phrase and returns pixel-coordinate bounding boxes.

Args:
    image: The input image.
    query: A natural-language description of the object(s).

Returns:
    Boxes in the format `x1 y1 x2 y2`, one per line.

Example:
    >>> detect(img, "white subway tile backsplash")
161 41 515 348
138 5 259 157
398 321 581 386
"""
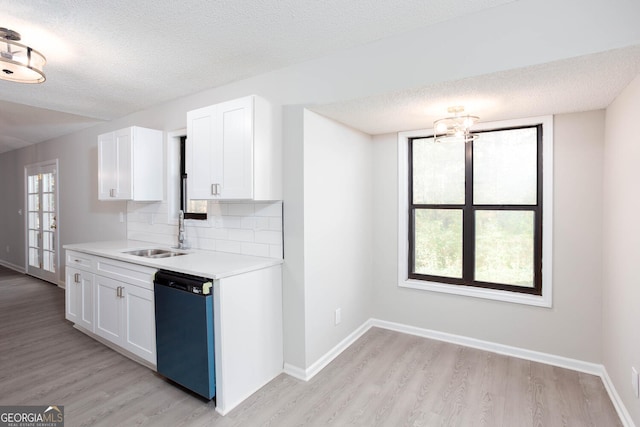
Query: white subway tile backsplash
254 202 283 217
215 240 243 254
255 230 283 245
221 217 242 229
227 203 255 216
200 227 229 240
208 201 228 216
228 228 255 242
241 242 270 257
269 245 284 258
255 217 269 230
268 217 283 231
197 238 217 251
241 217 256 229
127 201 283 259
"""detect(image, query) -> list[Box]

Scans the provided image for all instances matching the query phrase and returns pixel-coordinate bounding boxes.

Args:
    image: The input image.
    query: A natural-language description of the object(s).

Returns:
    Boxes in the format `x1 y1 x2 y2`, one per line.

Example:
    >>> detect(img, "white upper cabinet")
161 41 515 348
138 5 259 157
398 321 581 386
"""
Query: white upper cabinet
98 126 164 201
186 95 282 201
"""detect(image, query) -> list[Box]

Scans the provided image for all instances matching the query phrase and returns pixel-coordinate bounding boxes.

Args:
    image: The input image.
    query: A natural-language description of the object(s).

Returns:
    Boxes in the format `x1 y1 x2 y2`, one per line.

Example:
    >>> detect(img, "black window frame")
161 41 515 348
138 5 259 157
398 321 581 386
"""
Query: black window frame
408 124 543 295
180 136 207 221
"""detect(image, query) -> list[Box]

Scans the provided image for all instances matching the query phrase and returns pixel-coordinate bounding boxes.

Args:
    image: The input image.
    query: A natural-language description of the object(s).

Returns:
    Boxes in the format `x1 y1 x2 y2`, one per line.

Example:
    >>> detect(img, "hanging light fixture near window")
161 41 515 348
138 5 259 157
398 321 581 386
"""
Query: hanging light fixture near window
433 106 478 143
0 27 46 84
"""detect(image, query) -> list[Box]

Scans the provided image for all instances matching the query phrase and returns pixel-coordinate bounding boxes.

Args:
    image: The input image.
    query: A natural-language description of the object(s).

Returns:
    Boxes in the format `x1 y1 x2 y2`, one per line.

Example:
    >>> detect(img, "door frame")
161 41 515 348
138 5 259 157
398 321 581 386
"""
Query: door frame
24 159 60 285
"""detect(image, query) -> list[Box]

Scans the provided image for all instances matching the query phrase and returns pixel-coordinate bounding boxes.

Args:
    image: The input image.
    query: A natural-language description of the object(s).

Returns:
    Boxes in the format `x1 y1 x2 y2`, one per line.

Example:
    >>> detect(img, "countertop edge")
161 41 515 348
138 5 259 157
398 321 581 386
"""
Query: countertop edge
63 241 283 280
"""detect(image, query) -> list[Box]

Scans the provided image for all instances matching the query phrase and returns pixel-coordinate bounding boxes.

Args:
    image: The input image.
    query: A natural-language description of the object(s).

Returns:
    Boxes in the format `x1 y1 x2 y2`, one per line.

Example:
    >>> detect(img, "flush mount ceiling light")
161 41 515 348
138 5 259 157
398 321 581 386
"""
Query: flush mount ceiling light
0 27 46 84
433 106 478 143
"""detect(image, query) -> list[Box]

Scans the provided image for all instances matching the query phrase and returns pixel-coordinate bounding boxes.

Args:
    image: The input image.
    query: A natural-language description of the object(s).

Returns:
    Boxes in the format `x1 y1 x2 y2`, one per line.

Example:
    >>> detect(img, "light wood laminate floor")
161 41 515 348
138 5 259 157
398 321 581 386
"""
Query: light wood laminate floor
0 268 622 426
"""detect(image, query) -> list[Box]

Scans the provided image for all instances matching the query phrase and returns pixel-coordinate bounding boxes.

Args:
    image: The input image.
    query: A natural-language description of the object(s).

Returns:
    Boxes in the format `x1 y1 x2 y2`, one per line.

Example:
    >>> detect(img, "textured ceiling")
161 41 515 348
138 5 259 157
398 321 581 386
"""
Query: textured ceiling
0 0 515 153
311 45 640 135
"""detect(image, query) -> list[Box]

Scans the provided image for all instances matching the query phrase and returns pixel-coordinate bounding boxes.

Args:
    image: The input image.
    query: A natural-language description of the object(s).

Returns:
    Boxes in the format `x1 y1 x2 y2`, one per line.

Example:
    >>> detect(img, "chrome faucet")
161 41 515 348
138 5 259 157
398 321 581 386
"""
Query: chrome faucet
177 210 187 249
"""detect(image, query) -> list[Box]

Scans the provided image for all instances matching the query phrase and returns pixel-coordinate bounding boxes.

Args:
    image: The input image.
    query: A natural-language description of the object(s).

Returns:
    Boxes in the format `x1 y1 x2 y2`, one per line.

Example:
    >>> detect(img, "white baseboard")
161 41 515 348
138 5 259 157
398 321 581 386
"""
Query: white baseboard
284 317 634 426
601 367 636 427
283 319 373 381
371 319 602 375
0 259 25 274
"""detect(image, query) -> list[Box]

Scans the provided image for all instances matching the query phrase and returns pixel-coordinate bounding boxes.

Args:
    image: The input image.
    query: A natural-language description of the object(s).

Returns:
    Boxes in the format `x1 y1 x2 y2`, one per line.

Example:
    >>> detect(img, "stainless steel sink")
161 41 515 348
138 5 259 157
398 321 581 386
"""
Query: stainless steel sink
123 248 187 259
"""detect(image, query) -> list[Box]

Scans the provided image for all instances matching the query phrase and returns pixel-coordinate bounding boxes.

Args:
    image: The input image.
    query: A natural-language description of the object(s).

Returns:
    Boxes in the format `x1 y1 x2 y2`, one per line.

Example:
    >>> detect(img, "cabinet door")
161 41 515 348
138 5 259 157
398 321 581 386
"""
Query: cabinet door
98 132 117 200
122 284 156 364
98 129 132 200
65 266 82 324
66 267 94 331
218 96 253 199
186 96 254 200
113 128 133 200
186 104 220 200
95 275 123 342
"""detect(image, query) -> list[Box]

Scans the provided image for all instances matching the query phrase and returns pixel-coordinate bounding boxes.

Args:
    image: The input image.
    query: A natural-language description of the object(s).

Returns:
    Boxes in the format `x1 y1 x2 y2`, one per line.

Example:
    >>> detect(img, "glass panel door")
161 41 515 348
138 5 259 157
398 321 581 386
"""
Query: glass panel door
26 161 58 284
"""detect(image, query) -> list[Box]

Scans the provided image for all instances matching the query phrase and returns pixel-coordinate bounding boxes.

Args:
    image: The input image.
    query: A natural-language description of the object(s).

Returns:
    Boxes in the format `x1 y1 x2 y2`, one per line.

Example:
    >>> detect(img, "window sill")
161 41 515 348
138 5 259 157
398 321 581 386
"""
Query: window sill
399 279 552 308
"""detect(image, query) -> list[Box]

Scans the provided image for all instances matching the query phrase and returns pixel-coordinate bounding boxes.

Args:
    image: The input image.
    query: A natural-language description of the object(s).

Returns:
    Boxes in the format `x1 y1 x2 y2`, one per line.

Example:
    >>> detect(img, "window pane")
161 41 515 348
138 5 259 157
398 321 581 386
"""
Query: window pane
414 209 462 278
475 210 534 287
474 128 537 205
413 137 465 204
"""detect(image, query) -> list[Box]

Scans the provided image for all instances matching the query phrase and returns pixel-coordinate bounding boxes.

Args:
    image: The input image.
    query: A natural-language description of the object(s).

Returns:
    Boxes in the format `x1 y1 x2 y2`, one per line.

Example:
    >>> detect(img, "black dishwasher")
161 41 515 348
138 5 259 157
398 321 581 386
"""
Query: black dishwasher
154 270 215 399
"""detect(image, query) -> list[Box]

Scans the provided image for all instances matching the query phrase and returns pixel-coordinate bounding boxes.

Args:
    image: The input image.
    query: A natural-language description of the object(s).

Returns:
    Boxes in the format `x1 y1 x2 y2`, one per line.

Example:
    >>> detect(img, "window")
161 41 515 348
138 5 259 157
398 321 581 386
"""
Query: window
398 117 553 307
179 136 207 220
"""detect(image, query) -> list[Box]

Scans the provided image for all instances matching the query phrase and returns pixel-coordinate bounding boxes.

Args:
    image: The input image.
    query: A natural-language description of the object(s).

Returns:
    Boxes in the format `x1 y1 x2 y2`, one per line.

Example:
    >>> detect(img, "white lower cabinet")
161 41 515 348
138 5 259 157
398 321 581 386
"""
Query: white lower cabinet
65 251 157 367
122 281 155 361
214 264 283 415
95 275 123 342
65 266 94 332
95 274 156 364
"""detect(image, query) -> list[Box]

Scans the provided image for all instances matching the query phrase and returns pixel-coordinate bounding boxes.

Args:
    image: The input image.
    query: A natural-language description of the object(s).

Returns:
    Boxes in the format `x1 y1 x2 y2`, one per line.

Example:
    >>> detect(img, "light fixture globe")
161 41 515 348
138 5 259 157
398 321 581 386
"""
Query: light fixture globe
0 27 46 84
433 106 478 143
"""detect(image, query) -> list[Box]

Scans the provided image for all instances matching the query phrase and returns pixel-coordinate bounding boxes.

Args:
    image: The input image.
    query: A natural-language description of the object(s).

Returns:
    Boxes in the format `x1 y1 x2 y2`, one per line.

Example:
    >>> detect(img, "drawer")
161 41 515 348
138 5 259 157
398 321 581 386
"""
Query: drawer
66 250 95 271
95 257 157 290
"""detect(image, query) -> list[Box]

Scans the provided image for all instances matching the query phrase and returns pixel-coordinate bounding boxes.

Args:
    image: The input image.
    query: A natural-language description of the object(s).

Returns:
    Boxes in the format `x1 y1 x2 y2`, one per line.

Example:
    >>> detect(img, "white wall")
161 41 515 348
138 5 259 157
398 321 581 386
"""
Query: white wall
302 110 373 365
371 110 605 363
603 74 640 425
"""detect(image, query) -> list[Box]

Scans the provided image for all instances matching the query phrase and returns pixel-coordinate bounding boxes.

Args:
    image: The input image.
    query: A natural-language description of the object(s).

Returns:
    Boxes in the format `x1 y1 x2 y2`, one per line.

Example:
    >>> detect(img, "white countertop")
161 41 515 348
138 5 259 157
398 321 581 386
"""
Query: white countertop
63 240 283 279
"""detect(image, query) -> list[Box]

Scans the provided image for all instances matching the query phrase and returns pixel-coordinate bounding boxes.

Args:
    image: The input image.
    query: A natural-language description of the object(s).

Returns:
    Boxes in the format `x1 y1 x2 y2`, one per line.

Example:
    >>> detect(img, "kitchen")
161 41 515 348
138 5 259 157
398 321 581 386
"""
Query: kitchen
1 0 640 425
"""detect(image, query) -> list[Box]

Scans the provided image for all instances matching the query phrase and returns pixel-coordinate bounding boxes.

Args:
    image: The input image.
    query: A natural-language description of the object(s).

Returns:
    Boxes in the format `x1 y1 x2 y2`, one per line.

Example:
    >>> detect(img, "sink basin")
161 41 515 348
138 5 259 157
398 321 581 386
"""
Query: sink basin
123 248 187 259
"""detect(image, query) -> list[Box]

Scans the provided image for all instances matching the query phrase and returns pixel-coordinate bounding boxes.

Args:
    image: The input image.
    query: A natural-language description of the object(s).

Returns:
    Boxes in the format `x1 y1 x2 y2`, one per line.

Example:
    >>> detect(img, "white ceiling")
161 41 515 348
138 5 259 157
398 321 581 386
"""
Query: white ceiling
0 0 515 154
1 0 639 154
311 45 640 134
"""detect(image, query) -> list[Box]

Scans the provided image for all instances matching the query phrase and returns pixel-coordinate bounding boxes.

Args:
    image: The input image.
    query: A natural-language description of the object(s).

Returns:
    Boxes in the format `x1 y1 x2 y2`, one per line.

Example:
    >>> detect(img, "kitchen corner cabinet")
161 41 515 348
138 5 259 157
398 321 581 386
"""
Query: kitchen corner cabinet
214 265 283 415
65 250 157 367
98 126 164 201
186 95 282 201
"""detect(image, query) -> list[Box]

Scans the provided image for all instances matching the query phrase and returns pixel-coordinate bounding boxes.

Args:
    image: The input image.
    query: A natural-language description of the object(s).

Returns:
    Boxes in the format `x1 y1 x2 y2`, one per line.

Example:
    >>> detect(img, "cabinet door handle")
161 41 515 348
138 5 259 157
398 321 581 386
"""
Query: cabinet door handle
74 273 80 283
211 183 221 195
116 286 121 297
110 188 116 197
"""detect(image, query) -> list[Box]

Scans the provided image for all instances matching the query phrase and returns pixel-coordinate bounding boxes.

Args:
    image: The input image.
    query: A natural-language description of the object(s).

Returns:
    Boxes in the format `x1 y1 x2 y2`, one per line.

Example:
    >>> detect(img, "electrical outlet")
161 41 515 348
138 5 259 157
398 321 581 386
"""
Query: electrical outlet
334 308 342 325
632 367 639 398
